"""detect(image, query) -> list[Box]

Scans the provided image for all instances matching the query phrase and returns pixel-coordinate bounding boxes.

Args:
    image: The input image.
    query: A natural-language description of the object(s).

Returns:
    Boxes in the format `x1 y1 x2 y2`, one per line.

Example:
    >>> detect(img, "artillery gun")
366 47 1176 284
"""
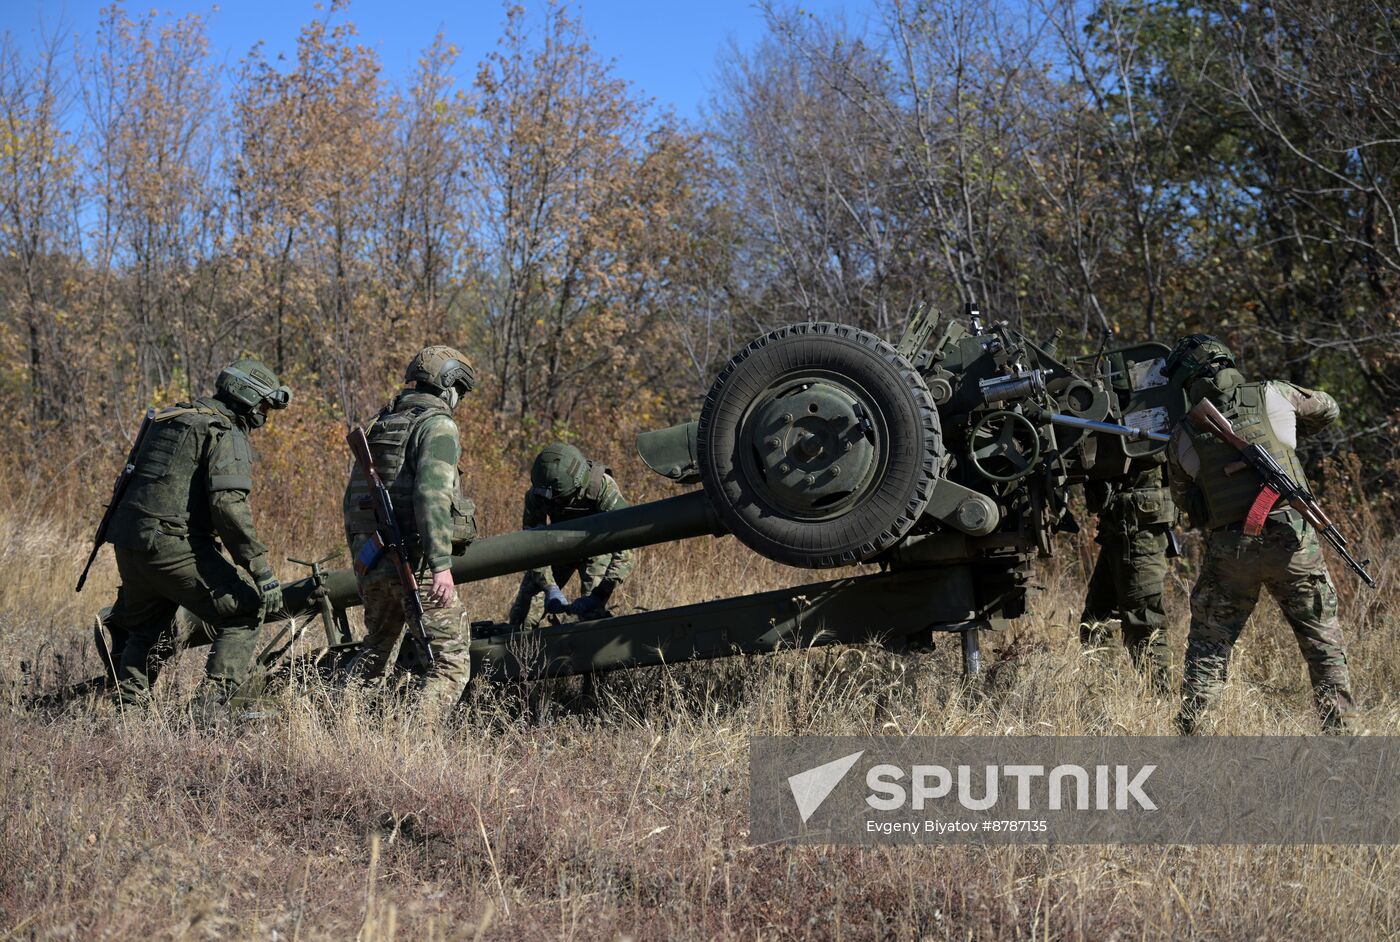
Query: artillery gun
71 307 1184 701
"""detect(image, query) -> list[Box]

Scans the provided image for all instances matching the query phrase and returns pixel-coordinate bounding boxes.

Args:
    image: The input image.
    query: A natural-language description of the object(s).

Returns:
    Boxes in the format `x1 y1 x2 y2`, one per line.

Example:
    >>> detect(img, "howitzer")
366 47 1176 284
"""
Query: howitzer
346 426 435 664
59 311 1189 704
76 408 156 593
267 315 1185 679
1188 398 1376 587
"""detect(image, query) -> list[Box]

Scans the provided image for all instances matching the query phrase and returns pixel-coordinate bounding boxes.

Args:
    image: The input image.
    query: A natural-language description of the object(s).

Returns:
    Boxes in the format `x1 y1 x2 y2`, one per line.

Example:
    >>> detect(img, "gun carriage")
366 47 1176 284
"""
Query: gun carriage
253 308 1182 682
75 308 1183 693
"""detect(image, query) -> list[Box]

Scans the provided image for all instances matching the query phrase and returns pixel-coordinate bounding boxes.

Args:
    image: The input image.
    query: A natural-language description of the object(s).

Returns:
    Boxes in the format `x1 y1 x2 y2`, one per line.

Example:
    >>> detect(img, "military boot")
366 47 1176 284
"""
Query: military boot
1317 687 1356 735
190 678 238 726
410 671 465 723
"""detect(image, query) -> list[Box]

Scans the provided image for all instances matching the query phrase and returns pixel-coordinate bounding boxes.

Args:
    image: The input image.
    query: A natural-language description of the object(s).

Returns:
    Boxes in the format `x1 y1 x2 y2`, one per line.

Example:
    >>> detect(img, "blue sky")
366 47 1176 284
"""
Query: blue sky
0 0 880 117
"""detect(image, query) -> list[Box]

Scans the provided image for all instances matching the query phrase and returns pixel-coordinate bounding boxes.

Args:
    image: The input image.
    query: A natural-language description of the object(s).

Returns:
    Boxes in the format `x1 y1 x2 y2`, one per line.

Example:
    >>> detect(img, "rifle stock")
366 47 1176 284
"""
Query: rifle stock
1188 398 1250 451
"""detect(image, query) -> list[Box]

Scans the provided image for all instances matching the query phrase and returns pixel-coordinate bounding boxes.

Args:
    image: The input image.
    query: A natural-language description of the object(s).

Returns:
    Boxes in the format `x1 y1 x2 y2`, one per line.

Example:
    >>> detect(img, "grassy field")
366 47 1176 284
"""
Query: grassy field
2 502 1398 940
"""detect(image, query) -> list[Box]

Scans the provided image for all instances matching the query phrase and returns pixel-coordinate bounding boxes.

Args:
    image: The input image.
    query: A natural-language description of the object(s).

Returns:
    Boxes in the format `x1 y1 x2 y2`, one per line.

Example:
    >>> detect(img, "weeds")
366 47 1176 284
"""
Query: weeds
2 506 1397 939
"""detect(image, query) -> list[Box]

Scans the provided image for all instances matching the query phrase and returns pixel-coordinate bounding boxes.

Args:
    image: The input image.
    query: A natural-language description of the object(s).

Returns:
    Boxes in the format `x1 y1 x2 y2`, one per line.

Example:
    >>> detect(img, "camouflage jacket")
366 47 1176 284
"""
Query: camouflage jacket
343 391 467 574
522 463 634 588
107 395 270 574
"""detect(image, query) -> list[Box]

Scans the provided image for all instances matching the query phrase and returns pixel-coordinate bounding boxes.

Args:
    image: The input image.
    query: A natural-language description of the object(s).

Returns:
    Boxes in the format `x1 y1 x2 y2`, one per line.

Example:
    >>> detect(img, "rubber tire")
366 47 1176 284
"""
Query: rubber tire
697 322 944 568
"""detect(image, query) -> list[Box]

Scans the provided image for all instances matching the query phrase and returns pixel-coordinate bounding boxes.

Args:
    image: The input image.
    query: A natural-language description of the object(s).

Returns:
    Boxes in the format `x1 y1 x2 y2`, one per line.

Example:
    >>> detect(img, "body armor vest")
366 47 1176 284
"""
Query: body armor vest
109 398 238 545
344 393 467 544
1187 382 1310 530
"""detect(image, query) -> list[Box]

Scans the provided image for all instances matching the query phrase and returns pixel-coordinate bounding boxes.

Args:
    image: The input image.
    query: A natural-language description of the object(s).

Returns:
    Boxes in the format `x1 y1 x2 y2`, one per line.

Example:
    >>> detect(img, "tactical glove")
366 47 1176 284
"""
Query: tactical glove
253 569 284 616
543 584 569 615
567 593 603 618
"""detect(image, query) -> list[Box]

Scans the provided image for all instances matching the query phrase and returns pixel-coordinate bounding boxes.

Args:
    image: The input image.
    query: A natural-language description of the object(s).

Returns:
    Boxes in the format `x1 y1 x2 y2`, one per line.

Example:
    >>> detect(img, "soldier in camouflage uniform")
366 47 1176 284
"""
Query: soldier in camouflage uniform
507 443 635 629
1164 334 1354 733
343 346 478 710
105 359 291 707
1079 461 1175 695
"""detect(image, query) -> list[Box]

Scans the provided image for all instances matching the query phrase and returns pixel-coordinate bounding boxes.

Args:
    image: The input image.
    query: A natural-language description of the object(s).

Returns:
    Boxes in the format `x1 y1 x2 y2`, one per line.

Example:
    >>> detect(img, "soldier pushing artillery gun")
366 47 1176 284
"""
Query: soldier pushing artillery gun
74 309 1173 676
63 310 1372 732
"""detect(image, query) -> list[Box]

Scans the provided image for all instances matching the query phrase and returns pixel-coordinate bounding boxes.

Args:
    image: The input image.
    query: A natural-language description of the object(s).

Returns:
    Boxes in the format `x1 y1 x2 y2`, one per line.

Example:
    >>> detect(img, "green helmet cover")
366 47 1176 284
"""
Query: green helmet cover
406 345 477 395
530 443 589 501
216 358 291 423
1164 334 1235 386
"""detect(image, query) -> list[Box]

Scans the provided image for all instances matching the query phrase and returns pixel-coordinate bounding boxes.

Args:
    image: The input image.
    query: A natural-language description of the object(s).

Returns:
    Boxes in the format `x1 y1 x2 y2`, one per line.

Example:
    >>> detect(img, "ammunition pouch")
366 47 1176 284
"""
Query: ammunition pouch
450 494 477 554
1127 487 1176 528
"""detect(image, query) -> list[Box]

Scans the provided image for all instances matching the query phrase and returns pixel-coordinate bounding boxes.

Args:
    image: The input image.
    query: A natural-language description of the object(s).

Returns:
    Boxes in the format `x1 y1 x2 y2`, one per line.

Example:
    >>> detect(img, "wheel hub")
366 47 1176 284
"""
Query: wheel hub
744 380 878 516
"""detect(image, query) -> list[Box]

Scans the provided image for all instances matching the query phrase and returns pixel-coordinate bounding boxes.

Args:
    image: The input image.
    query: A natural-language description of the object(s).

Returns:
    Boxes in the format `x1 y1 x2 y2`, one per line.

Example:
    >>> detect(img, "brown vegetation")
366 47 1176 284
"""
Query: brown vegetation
3 0 1400 937
2 493 1398 939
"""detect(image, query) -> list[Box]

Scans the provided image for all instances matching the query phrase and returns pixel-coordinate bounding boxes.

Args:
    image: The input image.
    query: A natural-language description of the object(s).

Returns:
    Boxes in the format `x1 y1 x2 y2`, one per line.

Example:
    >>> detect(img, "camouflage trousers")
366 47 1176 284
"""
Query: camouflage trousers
349 553 471 707
507 557 611 630
1179 518 1353 732
1080 523 1171 694
108 537 263 705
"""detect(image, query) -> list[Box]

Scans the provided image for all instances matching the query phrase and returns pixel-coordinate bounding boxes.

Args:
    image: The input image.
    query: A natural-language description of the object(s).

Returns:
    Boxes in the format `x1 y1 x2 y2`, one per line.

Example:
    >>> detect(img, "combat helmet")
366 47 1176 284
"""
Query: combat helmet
1164 334 1235 387
215 358 291 427
530 443 589 502
406 345 477 396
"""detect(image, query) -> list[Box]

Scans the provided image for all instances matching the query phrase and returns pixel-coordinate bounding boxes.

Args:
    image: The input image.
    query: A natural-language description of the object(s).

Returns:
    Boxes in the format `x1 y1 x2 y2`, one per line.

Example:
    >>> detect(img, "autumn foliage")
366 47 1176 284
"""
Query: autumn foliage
1 0 1398 541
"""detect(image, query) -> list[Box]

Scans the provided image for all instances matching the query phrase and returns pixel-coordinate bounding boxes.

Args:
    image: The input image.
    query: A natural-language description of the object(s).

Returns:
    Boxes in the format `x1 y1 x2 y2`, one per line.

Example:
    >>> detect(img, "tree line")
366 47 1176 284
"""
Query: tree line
2 0 1397 513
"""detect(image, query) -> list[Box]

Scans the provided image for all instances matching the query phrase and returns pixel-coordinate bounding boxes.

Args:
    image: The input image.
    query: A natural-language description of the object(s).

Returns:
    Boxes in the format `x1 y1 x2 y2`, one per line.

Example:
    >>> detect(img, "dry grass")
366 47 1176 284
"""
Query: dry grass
2 502 1399 940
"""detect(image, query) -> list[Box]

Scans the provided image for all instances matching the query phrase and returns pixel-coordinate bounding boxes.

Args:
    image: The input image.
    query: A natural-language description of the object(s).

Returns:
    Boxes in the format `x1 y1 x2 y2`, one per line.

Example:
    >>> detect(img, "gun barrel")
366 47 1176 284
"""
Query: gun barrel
276 489 727 621
1320 525 1377 588
1045 412 1170 444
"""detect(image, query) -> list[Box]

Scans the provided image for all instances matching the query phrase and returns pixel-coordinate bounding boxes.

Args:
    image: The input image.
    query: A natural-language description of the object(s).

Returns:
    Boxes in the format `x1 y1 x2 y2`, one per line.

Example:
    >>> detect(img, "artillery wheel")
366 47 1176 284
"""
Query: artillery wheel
697 322 944 568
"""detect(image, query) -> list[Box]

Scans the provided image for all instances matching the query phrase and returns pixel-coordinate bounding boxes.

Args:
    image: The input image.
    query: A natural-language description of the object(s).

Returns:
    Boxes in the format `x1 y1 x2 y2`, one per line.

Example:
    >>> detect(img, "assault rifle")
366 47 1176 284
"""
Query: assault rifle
1189 398 1376 587
76 408 156 593
346 426 435 664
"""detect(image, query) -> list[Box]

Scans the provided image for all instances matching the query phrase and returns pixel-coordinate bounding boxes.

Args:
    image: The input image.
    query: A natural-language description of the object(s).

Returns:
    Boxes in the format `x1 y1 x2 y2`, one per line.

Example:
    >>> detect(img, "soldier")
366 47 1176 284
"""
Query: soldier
1164 334 1354 733
1078 461 1176 695
105 359 291 708
506 443 634 629
342 346 478 710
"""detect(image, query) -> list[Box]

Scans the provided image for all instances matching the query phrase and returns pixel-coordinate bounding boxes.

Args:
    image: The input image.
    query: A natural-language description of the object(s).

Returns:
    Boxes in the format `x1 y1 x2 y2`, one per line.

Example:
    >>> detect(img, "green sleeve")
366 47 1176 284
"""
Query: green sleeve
206 428 269 573
523 491 553 585
596 476 635 587
411 415 462 573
